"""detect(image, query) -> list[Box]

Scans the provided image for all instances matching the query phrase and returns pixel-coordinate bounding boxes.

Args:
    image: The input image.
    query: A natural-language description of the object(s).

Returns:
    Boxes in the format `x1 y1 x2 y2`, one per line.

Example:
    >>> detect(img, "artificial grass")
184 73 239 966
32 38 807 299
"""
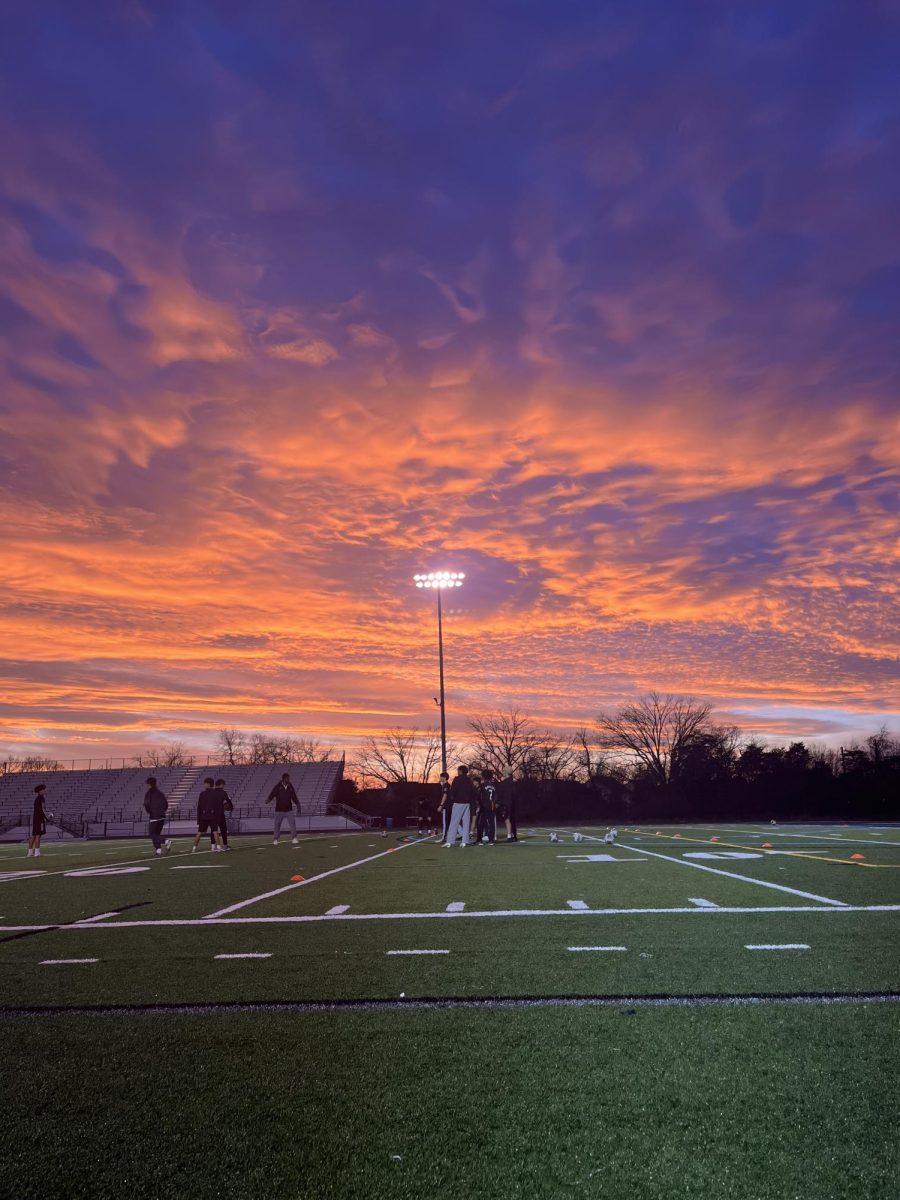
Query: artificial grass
2 1003 897 1200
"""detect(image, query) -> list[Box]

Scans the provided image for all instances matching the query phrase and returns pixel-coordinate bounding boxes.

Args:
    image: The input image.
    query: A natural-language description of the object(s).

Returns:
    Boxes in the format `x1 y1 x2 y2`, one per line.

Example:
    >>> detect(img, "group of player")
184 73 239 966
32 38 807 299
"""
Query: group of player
434 764 517 846
143 772 301 855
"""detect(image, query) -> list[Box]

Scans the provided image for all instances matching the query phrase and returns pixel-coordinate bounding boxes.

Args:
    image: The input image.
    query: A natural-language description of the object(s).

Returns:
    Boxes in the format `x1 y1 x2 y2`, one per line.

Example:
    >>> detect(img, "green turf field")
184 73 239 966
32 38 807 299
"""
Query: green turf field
2 823 898 1198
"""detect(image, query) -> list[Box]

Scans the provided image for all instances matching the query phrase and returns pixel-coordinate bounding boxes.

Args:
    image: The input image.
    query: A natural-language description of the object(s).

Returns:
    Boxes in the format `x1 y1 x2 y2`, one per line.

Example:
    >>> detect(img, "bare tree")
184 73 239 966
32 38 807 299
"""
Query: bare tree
597 693 713 788
352 728 444 786
466 709 545 776
0 754 62 776
521 735 579 782
131 741 194 769
216 728 247 765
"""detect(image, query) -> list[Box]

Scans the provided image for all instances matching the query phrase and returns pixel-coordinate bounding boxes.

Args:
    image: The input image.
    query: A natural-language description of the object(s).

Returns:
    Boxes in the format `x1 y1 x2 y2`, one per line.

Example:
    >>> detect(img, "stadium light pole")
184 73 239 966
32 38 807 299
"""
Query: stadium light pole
412 571 465 776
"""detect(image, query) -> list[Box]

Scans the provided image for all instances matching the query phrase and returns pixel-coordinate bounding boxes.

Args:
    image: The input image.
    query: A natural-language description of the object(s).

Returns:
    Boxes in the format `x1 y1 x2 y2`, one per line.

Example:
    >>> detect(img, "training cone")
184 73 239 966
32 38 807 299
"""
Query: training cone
761 842 773 848
710 837 719 842
290 874 305 881
851 853 865 860
674 833 681 839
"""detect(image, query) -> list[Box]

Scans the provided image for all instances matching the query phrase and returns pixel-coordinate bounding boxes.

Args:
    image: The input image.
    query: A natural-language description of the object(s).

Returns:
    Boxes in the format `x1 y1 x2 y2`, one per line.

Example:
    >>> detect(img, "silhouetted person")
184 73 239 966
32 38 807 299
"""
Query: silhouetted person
27 784 51 857
437 771 452 841
143 776 171 856
475 769 497 845
267 773 300 844
214 778 233 849
444 765 476 848
193 777 223 852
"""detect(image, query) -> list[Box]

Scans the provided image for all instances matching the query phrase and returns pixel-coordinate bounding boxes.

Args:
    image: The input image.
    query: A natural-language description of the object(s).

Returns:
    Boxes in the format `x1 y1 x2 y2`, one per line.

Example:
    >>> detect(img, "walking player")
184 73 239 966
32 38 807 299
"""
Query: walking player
143 776 172 856
27 783 52 857
267 773 300 844
443 765 477 848
192 778 223 852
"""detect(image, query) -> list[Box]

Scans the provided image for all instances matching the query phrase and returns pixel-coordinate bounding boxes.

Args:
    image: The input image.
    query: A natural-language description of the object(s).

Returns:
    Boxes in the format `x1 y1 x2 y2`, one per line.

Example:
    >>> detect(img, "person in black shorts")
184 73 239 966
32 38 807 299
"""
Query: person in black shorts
214 778 233 850
192 778 223 853
27 784 51 858
475 769 497 845
143 777 172 856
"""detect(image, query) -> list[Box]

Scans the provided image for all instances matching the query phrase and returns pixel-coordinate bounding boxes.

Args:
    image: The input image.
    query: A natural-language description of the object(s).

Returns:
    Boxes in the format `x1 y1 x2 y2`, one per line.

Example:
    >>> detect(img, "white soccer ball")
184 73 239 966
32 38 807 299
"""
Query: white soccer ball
549 832 560 843
573 832 584 843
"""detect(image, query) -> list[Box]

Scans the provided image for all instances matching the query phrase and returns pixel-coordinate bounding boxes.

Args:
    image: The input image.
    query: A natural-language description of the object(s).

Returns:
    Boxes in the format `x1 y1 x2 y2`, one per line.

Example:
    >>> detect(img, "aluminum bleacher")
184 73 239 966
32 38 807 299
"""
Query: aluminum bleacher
0 760 349 840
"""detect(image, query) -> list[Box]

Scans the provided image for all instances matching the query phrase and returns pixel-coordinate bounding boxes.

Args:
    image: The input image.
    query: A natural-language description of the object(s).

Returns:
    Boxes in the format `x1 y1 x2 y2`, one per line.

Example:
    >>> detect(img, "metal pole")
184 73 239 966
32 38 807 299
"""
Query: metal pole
437 587 447 775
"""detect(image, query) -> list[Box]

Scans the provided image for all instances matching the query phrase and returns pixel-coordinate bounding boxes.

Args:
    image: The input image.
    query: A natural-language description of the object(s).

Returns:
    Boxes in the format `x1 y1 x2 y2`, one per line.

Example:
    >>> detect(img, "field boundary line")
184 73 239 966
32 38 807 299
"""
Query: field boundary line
684 826 900 849
2 992 899 1019
1 901 897 934
585 837 849 906
202 837 431 919
614 829 896 868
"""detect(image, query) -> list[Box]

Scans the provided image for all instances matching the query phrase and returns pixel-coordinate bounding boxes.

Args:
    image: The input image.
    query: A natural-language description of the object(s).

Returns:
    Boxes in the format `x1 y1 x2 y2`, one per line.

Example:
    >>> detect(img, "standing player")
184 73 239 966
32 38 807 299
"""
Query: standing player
436 771 452 842
192 777 223 853
214 778 233 850
476 769 497 845
143 776 172 856
27 783 51 857
443 765 476 848
267 773 300 844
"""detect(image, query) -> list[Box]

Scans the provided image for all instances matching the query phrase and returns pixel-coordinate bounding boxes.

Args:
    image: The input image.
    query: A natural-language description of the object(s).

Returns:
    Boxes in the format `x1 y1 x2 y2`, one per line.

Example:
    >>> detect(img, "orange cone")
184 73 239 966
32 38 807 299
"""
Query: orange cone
674 833 681 839
710 837 719 842
850 853 865 861
290 874 305 881
762 842 773 848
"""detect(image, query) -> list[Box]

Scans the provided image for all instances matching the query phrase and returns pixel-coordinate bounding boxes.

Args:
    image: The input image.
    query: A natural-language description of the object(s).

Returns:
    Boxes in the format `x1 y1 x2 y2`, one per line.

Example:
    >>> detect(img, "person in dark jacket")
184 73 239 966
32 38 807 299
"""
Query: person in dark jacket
266 773 300 844
143 777 172 856
436 771 452 842
27 784 52 858
192 778 223 853
213 778 233 850
443 765 476 848
475 769 497 845
497 767 518 842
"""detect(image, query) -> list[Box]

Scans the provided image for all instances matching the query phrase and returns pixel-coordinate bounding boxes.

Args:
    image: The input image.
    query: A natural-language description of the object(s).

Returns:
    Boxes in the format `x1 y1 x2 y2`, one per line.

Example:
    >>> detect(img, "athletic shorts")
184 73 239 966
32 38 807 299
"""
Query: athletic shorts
495 804 509 821
197 818 217 834
31 820 45 837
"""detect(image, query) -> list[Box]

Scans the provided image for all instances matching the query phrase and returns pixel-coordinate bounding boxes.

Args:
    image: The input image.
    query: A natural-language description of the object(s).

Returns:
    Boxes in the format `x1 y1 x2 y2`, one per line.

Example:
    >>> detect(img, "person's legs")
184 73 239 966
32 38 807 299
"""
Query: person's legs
288 810 298 842
220 818 229 848
274 811 284 842
149 819 164 850
445 803 465 846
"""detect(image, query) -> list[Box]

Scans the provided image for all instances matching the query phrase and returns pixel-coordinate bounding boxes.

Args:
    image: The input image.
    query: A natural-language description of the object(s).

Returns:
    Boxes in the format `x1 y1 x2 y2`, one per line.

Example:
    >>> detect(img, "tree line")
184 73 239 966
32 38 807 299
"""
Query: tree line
346 696 899 823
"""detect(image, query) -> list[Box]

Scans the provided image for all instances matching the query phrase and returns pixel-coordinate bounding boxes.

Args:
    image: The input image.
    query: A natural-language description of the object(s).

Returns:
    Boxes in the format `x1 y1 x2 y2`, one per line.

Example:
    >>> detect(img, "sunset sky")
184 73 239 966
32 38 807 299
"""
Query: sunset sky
1 1 898 765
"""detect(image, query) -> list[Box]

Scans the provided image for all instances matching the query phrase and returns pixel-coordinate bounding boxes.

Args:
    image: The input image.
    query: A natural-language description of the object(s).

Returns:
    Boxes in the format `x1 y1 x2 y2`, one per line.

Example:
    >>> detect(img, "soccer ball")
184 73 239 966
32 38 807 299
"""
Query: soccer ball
573 832 584 843
603 828 618 845
549 832 560 843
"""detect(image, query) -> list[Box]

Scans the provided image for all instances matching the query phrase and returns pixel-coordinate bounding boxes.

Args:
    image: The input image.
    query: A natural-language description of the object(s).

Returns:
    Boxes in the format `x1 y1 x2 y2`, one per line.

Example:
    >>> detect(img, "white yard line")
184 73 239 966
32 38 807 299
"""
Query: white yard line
386 949 449 955
0 901 887 934
73 911 120 924
688 898 718 908
326 905 350 915
746 944 810 951
589 838 849 906
568 945 626 952
214 952 272 960
202 837 430 919
40 958 98 965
